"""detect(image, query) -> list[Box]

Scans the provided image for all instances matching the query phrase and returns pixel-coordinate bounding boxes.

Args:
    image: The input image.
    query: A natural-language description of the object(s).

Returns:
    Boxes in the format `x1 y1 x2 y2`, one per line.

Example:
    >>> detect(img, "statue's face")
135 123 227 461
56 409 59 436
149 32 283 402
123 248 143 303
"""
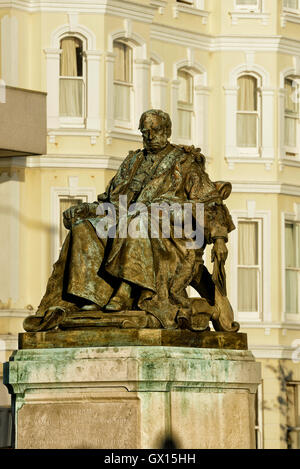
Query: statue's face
140 114 169 153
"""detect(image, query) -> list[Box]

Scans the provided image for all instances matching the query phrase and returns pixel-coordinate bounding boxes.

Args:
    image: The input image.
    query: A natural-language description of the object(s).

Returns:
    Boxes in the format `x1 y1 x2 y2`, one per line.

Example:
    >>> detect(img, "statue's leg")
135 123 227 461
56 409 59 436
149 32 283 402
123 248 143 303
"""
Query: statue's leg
105 281 133 312
23 220 115 332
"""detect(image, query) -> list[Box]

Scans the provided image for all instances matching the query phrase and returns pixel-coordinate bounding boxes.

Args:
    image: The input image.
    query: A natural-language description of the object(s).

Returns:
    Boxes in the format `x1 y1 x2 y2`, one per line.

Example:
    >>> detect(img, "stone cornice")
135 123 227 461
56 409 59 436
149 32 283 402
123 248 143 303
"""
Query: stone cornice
0 0 156 23
231 181 300 197
151 24 300 56
0 154 125 170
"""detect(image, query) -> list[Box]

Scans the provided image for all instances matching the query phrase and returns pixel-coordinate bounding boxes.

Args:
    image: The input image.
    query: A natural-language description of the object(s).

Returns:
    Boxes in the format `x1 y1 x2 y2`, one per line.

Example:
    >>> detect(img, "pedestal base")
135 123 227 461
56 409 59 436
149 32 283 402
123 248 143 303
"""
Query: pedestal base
4 342 261 449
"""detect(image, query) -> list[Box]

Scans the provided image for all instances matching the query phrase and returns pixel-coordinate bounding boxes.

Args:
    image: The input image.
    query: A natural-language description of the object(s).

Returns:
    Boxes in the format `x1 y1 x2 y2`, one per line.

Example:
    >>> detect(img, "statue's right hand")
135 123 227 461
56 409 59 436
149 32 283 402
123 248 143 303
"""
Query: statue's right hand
63 203 90 229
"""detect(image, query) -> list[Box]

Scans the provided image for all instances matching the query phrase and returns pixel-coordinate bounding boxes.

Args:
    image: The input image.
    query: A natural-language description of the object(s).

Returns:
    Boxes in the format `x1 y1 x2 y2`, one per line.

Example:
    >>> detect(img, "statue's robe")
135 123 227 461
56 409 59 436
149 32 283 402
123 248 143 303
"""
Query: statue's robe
24 143 234 331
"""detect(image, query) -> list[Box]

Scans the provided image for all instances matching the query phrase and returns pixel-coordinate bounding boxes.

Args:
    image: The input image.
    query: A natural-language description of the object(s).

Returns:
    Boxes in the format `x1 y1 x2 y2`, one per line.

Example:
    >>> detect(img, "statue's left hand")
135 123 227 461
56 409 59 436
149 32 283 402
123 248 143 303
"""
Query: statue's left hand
211 238 228 263
63 203 92 229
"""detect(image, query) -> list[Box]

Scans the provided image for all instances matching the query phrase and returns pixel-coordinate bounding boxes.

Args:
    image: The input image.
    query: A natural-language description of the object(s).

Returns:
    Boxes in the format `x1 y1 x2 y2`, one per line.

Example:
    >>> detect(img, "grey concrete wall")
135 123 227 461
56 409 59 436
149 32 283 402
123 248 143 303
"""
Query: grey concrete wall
0 86 47 156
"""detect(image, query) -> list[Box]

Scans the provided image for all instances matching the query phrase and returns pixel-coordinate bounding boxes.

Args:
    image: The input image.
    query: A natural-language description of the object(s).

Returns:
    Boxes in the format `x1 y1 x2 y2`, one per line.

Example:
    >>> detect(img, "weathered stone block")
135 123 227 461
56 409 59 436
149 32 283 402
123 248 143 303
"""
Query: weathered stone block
4 345 261 449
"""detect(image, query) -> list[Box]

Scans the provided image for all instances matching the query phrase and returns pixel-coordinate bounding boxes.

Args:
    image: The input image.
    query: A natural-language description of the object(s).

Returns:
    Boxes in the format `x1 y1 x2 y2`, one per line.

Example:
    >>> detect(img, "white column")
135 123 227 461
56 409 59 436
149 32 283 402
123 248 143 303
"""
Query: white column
224 86 238 158
44 48 61 129
261 89 275 160
105 52 115 135
151 76 169 111
0 172 20 304
133 59 151 129
85 50 102 131
194 85 210 154
278 88 286 165
170 79 180 142
1 15 18 86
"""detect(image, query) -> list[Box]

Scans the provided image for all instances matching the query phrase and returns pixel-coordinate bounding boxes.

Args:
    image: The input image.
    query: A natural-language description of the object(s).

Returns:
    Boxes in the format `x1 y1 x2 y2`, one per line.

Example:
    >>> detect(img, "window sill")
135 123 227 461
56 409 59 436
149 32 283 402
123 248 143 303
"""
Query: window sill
150 0 167 14
279 155 300 171
225 155 273 170
172 4 209 24
48 128 100 145
281 10 300 27
237 313 262 322
285 314 300 323
229 10 270 25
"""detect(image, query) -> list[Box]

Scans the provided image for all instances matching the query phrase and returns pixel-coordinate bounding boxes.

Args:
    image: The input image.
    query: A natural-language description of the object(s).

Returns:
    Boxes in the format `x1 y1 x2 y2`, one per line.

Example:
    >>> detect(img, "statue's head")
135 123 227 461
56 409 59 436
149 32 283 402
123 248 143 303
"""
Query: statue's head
139 109 171 153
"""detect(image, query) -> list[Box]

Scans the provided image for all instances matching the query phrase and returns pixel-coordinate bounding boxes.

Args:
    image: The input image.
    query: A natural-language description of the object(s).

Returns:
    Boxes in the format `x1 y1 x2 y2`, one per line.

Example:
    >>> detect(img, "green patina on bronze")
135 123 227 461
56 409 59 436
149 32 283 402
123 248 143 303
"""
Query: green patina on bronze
23 109 241 347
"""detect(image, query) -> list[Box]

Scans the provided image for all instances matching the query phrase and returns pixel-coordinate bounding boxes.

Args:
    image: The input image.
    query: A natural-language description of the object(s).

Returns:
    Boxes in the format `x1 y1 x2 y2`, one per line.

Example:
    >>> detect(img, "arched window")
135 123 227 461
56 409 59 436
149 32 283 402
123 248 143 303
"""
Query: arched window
237 75 261 149
284 77 299 156
59 37 85 121
177 69 194 142
113 41 133 126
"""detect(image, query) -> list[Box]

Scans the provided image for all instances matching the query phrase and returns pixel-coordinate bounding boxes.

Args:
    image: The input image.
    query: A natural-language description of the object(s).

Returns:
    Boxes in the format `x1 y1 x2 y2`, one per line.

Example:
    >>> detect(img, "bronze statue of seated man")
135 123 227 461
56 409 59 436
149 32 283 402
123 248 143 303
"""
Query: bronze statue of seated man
24 109 239 333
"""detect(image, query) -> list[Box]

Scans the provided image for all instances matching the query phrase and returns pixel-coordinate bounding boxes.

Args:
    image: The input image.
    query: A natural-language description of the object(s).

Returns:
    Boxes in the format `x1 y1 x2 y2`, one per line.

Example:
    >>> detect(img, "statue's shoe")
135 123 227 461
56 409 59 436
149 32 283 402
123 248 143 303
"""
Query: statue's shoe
81 303 100 311
105 296 133 312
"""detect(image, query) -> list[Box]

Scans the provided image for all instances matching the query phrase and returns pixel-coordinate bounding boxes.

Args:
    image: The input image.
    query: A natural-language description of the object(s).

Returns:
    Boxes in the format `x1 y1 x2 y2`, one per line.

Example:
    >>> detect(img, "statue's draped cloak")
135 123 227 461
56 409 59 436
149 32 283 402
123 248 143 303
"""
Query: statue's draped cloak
33 143 234 329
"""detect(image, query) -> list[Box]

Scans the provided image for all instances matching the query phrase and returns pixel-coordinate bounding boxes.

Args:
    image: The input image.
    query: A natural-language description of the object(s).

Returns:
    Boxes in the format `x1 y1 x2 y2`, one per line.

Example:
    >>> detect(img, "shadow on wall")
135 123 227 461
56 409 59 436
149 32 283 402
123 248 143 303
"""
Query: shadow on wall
0 407 12 449
267 361 300 449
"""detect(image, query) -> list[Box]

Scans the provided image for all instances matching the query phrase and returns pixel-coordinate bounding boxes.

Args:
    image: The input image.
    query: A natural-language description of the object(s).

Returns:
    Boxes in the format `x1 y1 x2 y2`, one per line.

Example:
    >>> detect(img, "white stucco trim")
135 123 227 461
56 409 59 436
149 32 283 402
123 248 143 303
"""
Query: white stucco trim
46 23 101 133
230 206 271 323
225 62 274 167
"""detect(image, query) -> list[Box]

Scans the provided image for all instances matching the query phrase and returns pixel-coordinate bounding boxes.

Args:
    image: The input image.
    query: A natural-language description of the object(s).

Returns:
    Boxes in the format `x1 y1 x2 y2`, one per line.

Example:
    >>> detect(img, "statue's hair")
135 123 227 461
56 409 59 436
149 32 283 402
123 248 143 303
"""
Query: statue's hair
139 109 172 138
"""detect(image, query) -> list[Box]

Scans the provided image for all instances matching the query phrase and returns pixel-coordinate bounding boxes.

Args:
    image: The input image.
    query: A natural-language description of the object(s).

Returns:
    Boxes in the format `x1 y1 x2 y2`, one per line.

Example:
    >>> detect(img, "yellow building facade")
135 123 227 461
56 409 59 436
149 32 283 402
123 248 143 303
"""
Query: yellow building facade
0 0 300 449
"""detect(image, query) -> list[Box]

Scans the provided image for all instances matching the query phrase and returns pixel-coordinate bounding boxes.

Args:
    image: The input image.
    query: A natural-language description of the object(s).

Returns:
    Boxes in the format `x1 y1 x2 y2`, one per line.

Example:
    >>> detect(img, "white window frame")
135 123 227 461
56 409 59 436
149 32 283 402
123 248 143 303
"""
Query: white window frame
177 68 195 145
282 207 300 323
45 23 101 137
51 184 96 264
230 207 271 323
173 0 209 23
112 40 134 131
234 0 261 12
106 30 150 143
236 74 262 156
283 0 299 14
59 35 86 129
171 59 209 154
230 0 269 24
284 78 300 159
225 64 274 169
236 218 263 320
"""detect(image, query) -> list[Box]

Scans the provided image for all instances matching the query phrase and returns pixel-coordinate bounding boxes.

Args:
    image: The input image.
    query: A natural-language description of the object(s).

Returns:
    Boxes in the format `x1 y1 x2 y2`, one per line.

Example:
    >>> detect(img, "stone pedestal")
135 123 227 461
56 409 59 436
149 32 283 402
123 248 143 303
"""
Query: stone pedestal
4 339 261 449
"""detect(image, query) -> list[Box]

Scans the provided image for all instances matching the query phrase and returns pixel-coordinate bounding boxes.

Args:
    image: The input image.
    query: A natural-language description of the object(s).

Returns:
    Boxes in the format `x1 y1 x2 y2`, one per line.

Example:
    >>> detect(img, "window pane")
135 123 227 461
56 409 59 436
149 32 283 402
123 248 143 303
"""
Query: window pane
178 70 193 104
285 222 300 268
238 268 258 312
178 109 192 140
114 83 131 121
60 37 82 77
113 42 132 83
284 0 298 9
236 0 259 6
59 78 83 117
286 270 298 314
238 221 258 265
237 113 257 147
285 117 297 147
236 0 258 4
285 78 298 114
60 198 83 247
237 75 257 111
